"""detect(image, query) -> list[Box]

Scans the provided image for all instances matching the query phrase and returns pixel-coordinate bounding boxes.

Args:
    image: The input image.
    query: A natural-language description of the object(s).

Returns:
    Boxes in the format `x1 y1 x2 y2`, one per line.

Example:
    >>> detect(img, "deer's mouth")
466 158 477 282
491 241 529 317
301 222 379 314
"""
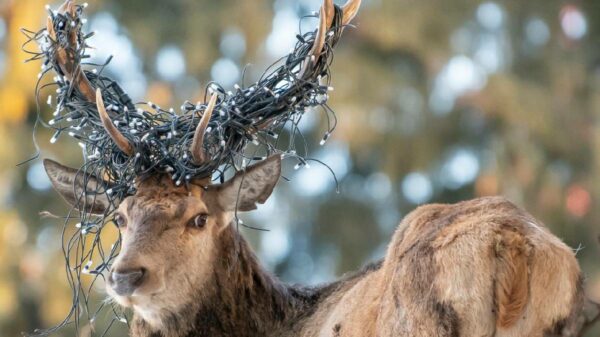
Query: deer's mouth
107 287 171 330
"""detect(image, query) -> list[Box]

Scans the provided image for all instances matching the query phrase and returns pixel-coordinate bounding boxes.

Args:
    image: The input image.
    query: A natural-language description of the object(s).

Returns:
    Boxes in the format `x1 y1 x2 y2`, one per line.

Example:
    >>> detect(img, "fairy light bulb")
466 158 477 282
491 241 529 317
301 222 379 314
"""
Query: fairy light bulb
320 132 331 146
50 133 59 144
82 260 93 274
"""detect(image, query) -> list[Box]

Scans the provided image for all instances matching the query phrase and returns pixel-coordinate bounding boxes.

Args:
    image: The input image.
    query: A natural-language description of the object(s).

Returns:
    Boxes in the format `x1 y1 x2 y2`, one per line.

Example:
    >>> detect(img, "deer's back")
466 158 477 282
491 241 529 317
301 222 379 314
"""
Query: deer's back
297 197 582 337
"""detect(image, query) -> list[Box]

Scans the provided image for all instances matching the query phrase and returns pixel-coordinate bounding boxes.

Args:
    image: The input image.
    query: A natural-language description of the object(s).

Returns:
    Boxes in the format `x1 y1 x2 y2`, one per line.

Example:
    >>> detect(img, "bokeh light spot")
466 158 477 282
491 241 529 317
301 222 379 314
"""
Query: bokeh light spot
566 184 591 218
560 5 587 40
476 2 504 31
220 28 246 60
27 162 52 191
294 143 350 196
401 172 433 204
261 226 290 265
366 172 392 200
155 45 186 81
211 58 240 88
440 148 480 189
266 9 299 57
525 17 550 46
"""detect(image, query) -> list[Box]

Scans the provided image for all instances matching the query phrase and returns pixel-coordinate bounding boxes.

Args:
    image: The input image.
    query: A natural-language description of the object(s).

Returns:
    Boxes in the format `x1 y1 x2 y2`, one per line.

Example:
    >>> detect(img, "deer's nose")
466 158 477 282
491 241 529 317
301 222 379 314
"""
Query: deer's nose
110 268 146 296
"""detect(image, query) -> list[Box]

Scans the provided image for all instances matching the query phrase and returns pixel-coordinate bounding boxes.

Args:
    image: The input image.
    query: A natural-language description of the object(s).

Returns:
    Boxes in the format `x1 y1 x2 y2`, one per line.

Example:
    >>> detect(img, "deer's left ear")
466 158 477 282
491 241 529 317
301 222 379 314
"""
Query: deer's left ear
209 155 281 212
43 159 111 214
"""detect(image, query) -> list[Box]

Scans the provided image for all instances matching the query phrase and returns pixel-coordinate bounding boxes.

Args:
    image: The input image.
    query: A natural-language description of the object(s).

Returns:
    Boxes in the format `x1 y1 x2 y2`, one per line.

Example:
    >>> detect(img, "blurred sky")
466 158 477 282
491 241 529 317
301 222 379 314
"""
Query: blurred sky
0 0 599 336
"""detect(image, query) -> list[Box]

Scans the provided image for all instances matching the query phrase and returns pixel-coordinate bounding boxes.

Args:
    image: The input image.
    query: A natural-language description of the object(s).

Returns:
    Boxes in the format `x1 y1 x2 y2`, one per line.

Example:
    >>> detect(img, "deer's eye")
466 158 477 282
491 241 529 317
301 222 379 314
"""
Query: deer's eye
188 214 208 229
114 213 127 228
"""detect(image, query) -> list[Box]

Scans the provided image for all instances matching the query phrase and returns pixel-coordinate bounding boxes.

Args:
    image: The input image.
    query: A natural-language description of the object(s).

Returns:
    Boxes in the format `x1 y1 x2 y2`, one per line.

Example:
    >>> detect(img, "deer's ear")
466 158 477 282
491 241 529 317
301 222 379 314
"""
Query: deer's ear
210 155 281 212
43 159 111 214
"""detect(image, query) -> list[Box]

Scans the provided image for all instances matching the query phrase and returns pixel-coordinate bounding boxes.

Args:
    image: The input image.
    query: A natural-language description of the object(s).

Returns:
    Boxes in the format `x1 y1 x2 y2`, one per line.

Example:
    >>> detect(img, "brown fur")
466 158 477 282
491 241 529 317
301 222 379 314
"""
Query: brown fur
495 229 530 328
44 158 583 337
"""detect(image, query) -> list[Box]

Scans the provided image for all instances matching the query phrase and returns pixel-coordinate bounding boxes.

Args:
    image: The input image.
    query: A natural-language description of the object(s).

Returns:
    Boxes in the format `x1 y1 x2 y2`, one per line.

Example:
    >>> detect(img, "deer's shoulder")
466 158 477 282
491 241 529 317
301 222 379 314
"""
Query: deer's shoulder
377 196 582 336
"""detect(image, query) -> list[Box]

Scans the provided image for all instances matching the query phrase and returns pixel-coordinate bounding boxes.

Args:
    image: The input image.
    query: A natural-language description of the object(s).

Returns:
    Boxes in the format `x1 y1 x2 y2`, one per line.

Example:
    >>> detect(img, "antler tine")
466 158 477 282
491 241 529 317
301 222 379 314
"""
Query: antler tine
47 0 95 101
190 93 218 165
323 0 335 33
309 6 328 61
341 0 361 25
299 0 334 78
57 0 75 16
96 89 134 156
300 0 362 77
46 16 55 38
311 0 362 57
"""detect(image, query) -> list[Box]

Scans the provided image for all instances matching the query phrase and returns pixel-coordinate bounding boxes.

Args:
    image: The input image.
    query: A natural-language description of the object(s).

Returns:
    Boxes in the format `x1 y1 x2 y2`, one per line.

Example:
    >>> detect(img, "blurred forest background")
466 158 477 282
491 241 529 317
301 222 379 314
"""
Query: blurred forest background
0 0 599 336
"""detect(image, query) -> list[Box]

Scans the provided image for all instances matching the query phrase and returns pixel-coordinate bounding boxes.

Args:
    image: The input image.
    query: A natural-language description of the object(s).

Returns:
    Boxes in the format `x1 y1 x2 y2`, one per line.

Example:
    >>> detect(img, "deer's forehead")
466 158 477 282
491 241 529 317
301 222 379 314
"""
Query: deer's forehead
120 184 207 220
125 196 187 215
132 175 208 200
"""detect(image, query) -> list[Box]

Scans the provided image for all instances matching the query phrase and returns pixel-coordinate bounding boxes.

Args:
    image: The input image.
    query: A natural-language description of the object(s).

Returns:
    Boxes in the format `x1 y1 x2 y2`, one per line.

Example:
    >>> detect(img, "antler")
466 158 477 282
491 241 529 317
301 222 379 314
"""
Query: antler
96 89 134 156
47 0 134 156
342 0 361 25
190 93 218 165
300 0 361 77
38 0 362 183
46 0 95 101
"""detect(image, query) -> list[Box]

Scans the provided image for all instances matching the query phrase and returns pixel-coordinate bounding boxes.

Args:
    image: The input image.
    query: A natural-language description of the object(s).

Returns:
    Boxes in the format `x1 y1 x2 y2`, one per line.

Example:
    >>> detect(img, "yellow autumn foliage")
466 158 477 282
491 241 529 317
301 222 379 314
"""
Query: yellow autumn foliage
0 0 46 124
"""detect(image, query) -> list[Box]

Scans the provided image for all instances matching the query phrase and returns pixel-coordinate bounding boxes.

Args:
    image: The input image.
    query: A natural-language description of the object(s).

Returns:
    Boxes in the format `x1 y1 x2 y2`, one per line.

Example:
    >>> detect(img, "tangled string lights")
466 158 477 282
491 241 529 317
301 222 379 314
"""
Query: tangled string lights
21 0 359 335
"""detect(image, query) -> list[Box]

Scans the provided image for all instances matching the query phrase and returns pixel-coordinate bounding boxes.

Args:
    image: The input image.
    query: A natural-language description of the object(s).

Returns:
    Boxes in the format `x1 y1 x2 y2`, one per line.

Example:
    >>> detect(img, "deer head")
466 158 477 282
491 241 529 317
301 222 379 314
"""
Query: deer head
44 154 281 327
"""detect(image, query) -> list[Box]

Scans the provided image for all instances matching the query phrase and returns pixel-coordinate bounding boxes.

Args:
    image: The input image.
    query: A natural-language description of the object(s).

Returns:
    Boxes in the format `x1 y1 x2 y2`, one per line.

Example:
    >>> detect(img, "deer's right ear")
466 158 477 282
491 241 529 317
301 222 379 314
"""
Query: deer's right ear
43 159 111 214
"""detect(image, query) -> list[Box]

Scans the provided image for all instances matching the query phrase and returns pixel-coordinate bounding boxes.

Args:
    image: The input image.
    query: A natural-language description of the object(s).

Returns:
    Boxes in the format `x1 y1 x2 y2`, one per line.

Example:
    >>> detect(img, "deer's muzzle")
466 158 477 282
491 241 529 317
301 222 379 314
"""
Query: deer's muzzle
109 267 146 296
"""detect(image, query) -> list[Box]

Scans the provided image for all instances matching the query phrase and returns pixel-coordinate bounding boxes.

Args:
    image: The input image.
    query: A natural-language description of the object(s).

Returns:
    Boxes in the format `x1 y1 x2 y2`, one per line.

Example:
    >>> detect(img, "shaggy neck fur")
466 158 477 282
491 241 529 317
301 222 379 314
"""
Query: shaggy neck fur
130 222 329 337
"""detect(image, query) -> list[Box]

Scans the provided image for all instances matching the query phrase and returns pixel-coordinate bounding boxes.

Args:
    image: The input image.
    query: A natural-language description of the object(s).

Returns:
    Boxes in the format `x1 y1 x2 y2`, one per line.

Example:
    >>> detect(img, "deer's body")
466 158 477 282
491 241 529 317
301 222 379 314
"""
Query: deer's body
297 197 582 337
44 158 582 337
120 194 581 337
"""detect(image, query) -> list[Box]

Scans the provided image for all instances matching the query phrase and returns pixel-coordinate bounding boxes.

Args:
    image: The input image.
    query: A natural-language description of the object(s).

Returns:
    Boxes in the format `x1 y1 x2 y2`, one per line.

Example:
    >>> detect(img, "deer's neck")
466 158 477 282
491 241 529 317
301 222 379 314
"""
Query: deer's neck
193 223 297 336
131 223 320 337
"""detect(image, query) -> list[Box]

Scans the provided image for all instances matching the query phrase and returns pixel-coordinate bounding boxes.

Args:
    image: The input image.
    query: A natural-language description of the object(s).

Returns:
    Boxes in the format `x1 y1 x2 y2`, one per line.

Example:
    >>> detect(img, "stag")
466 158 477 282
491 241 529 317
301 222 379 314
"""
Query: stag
40 0 585 336
45 154 585 337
